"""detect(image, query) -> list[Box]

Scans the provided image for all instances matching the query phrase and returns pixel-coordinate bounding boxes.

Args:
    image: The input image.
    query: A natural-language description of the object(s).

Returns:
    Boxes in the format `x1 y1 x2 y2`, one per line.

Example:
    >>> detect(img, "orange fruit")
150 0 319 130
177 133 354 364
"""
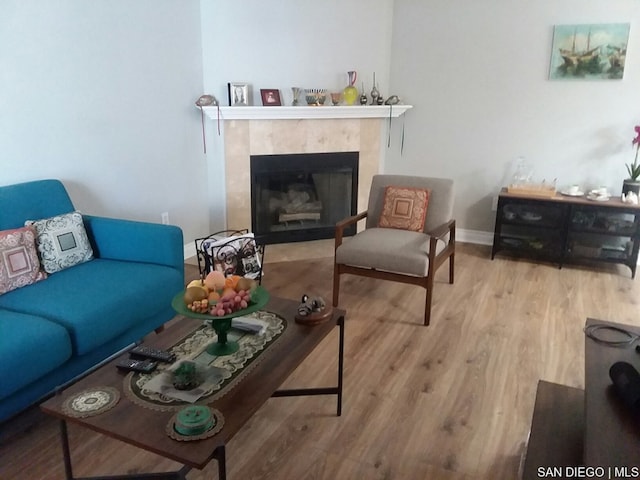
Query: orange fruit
224 275 241 290
208 291 220 301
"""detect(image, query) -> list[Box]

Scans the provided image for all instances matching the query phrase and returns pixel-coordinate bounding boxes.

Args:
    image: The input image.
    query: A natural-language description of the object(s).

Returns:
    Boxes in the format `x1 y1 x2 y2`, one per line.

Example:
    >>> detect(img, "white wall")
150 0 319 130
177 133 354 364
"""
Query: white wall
0 1 209 244
388 0 640 232
199 0 395 230
5 1 636 246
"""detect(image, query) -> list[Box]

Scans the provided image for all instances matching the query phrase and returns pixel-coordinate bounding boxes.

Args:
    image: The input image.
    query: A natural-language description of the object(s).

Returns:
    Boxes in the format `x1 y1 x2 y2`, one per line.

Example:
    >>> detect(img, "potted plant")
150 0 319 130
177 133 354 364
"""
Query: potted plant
623 125 640 197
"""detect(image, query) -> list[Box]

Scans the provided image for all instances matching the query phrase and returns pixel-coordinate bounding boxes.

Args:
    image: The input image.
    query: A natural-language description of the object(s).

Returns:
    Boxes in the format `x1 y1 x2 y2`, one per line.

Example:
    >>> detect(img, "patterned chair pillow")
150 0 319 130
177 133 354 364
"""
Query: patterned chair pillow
378 186 430 232
26 211 94 274
0 226 47 294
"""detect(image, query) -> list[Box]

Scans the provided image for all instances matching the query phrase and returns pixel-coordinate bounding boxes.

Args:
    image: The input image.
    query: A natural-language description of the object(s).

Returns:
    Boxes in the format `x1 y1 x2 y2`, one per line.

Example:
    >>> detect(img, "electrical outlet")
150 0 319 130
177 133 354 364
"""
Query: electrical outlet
491 196 499 212
161 212 169 225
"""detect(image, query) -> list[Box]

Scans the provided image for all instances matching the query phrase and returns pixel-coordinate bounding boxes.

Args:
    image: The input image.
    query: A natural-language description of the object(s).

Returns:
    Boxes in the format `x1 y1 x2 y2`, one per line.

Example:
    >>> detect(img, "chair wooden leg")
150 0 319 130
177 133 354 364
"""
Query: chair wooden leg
332 263 341 307
424 273 435 326
424 286 432 326
449 253 455 284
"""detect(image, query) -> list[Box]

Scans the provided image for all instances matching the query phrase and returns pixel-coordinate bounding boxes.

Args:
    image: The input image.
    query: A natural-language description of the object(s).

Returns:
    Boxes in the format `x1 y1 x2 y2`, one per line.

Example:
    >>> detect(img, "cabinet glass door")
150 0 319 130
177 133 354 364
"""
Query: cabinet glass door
568 208 637 262
498 201 566 257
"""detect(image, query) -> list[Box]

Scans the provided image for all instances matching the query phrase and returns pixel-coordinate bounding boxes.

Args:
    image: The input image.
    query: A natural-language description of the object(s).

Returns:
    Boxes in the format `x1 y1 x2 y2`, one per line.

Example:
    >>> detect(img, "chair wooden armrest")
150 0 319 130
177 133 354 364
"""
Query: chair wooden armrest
426 219 456 240
335 211 368 250
428 219 456 264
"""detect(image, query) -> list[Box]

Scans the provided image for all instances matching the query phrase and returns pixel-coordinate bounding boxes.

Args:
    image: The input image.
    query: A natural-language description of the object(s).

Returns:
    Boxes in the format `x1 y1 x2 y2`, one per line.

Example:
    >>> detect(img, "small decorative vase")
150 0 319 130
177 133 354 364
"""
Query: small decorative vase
359 82 368 105
622 179 640 197
291 87 301 106
343 71 358 106
330 92 342 105
305 89 327 106
370 73 380 105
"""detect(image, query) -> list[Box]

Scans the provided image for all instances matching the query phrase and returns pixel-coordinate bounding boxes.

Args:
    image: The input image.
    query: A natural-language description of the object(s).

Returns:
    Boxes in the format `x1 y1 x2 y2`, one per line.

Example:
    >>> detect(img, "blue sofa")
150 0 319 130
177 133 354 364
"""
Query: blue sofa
0 180 185 422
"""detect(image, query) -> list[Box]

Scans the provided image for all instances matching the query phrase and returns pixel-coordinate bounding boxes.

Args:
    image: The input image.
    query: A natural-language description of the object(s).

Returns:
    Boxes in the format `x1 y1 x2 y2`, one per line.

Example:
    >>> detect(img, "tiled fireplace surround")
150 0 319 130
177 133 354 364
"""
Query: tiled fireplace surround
198 105 412 261
223 118 384 233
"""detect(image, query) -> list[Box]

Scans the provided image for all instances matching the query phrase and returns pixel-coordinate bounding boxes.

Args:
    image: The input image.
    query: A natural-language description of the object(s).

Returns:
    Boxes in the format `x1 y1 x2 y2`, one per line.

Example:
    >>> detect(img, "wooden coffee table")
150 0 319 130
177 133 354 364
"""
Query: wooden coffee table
40 296 346 480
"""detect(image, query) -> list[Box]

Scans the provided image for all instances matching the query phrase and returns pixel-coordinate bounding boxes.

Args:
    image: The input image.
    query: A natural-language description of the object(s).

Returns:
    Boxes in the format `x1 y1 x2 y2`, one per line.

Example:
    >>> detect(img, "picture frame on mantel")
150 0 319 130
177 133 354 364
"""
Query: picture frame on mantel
260 89 281 106
228 83 251 106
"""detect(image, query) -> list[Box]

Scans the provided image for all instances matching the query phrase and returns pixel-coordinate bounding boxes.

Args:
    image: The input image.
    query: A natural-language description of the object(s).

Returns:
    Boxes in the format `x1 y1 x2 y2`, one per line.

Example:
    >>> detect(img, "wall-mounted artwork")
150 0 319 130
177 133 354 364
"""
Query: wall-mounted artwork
549 23 630 80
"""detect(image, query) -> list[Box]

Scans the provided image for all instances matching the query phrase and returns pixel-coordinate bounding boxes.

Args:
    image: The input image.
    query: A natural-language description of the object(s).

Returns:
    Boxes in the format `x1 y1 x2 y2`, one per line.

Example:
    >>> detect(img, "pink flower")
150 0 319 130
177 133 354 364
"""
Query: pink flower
628 125 640 180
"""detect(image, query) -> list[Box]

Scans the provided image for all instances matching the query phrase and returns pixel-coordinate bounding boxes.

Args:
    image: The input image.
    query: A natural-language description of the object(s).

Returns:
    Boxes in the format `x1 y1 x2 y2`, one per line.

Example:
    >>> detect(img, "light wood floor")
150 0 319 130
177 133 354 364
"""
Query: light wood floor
2 243 639 479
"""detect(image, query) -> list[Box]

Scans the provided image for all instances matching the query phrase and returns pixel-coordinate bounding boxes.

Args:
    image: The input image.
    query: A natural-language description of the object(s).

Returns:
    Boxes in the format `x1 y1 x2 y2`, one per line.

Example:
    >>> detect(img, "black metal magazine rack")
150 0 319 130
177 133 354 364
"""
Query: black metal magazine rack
194 230 265 284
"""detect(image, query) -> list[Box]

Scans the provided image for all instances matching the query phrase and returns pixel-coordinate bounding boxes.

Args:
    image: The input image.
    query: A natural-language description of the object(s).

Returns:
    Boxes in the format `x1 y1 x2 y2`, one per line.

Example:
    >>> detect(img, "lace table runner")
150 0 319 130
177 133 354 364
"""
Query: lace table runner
124 311 286 411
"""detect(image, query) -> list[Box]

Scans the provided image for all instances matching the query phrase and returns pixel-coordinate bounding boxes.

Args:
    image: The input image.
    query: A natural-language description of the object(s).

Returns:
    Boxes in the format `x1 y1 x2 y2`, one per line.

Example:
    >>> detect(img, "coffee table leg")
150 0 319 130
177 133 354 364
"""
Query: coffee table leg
213 444 226 480
272 313 346 415
60 419 74 480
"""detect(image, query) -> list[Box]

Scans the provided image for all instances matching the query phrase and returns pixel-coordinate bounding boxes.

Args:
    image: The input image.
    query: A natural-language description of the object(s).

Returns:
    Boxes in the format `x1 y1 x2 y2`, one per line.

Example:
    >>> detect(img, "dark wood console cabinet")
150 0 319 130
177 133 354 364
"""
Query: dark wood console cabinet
492 189 640 278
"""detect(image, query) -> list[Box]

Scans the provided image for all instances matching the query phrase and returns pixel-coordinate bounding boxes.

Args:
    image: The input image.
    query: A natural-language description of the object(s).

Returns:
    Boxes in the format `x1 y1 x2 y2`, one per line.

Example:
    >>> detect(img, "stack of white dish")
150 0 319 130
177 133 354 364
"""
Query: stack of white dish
586 187 610 202
560 184 584 196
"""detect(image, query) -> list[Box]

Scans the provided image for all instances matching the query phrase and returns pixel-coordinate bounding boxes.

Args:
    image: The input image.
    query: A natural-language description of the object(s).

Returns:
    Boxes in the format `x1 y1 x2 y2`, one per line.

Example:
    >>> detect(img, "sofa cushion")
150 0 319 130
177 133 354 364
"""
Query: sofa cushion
26 211 94 274
0 258 182 355
0 310 72 399
0 226 47 294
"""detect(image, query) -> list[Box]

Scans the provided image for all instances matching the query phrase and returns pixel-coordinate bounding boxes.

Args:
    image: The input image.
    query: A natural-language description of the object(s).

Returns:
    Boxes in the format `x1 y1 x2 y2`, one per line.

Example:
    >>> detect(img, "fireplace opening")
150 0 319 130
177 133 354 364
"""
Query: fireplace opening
250 152 358 244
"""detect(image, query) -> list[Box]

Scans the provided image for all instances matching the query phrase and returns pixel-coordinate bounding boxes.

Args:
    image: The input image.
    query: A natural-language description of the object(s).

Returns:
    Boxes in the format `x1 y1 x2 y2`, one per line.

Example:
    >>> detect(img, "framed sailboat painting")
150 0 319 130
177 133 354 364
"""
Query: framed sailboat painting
549 23 630 80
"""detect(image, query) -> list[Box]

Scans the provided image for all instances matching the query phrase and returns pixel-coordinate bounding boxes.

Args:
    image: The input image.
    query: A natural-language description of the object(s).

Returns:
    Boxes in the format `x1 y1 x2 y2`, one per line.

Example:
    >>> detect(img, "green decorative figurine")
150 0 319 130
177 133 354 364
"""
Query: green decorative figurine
172 361 200 391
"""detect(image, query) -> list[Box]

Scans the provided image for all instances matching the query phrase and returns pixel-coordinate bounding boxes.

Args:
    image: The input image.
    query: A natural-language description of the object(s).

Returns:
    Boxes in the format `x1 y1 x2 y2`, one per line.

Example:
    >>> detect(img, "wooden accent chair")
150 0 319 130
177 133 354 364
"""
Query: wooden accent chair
333 175 455 326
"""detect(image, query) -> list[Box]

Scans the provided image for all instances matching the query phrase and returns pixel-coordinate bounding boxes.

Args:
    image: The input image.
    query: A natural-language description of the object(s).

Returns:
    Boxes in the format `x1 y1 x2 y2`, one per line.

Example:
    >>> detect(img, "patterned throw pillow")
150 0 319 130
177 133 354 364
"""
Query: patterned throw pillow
26 211 94 274
0 226 47 295
378 186 430 232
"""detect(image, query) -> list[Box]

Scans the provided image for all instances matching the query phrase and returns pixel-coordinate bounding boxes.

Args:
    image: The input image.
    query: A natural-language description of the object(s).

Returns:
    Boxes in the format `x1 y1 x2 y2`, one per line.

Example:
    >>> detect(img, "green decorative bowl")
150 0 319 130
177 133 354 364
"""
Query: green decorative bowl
174 405 214 436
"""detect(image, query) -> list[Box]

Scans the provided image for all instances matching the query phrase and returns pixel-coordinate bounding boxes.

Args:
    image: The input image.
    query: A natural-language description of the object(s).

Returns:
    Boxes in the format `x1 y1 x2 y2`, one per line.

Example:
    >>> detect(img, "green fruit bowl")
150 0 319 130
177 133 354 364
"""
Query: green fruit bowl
171 286 269 321
171 286 270 356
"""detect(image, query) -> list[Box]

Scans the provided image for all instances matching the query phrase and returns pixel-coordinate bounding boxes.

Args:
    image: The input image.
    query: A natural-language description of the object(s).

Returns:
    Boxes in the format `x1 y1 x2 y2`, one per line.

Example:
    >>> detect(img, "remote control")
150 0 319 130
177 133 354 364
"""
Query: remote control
130 345 176 363
116 358 157 373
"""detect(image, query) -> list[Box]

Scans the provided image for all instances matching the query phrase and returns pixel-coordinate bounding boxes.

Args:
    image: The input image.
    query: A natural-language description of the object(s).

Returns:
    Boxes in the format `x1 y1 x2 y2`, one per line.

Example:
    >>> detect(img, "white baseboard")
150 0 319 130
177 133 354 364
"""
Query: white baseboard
457 228 494 246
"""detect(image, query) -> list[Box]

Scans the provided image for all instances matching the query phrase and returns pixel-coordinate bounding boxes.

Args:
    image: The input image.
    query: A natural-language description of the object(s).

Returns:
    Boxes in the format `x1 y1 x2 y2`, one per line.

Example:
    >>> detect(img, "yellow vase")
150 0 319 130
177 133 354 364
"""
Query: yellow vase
343 71 358 105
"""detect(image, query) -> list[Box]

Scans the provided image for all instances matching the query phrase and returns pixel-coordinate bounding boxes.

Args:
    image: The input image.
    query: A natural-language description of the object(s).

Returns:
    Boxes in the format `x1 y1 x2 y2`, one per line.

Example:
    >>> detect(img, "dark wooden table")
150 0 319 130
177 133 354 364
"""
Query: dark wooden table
523 318 640 479
41 296 346 480
584 318 640 468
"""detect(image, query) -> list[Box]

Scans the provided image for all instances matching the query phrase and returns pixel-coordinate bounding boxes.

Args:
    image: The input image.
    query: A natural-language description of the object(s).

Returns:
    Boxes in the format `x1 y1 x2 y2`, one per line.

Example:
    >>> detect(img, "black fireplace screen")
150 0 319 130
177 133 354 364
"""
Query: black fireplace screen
250 152 358 244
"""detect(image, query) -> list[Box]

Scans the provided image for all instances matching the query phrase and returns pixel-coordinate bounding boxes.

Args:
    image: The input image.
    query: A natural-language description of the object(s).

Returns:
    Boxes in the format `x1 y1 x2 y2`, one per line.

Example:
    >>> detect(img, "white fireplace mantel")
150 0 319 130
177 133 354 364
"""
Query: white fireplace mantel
201 104 412 121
